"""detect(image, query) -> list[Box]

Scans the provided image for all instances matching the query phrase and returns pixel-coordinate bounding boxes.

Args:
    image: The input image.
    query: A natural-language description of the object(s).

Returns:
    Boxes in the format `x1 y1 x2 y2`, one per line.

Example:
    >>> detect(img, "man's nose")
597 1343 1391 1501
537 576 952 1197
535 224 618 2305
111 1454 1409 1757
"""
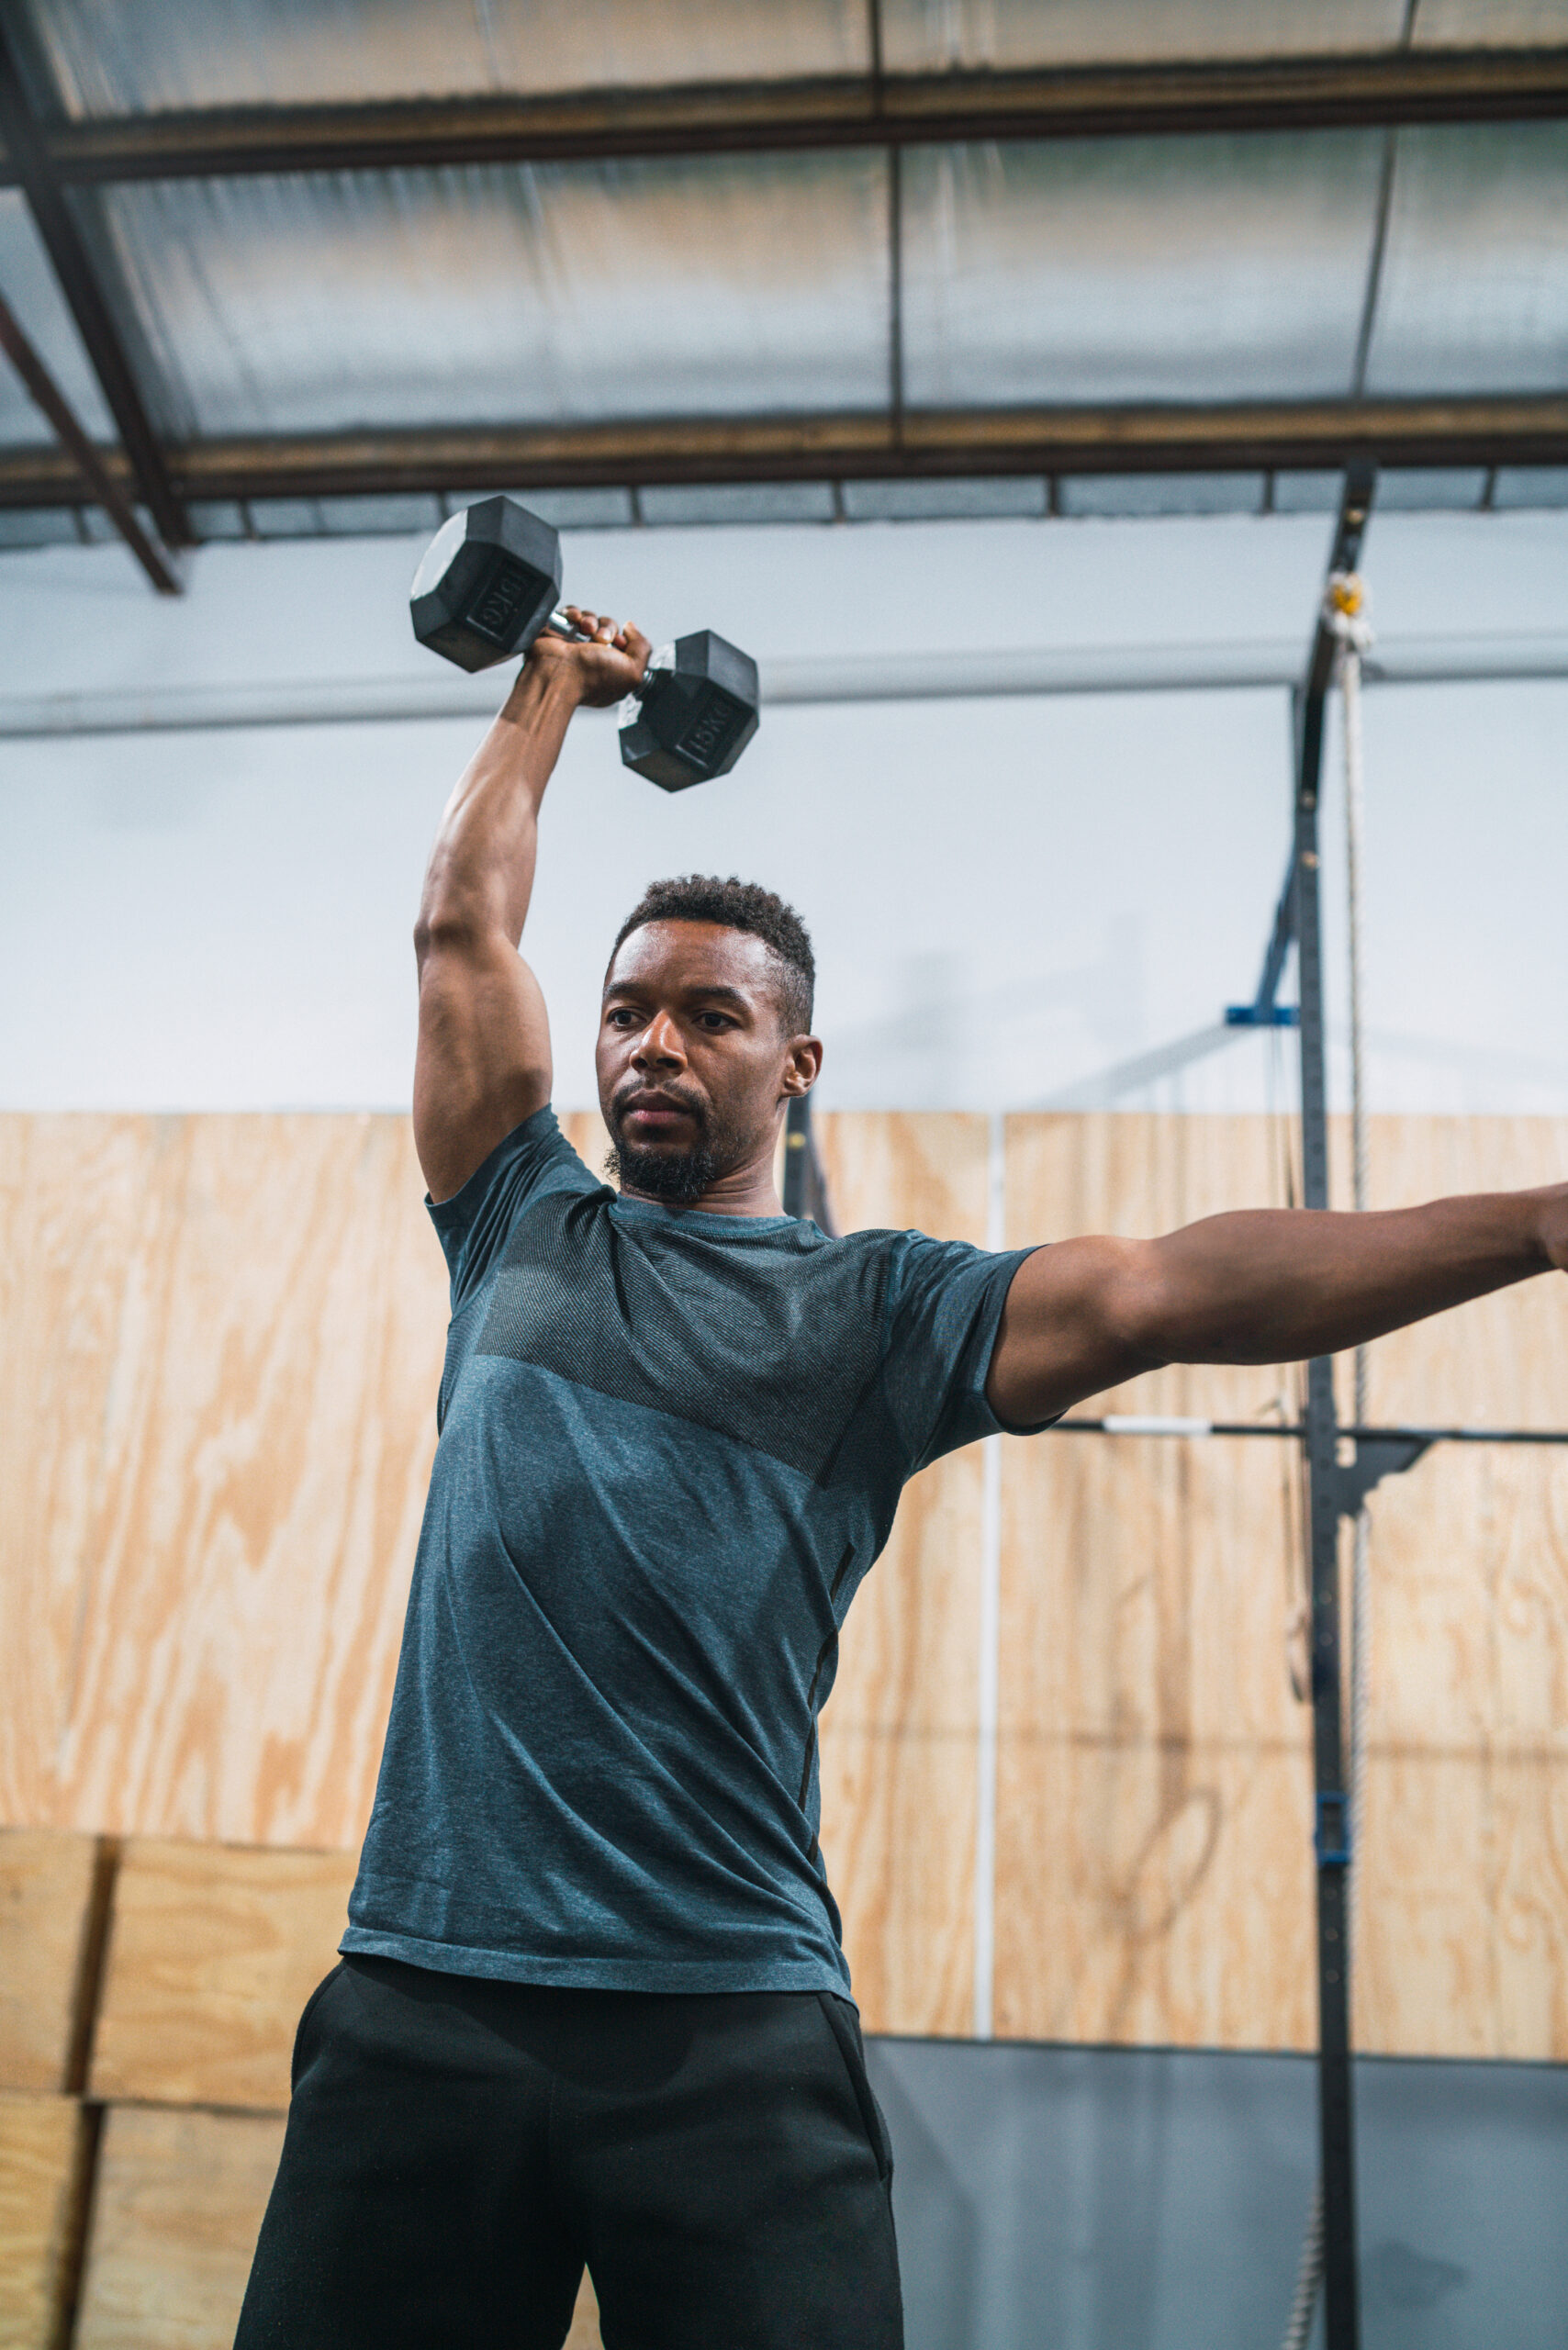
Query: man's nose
632 1013 685 1069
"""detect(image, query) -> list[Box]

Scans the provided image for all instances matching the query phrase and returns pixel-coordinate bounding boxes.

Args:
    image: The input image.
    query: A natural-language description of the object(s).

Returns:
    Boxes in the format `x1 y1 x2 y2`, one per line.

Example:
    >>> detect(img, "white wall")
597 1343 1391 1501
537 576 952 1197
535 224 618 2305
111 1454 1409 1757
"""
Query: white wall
1 506 1565 1116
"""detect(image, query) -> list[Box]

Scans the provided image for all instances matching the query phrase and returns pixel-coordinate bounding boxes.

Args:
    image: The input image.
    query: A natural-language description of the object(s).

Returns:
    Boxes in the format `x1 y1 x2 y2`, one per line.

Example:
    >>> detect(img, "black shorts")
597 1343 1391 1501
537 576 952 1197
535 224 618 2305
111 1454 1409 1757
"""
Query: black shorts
235 1954 903 2350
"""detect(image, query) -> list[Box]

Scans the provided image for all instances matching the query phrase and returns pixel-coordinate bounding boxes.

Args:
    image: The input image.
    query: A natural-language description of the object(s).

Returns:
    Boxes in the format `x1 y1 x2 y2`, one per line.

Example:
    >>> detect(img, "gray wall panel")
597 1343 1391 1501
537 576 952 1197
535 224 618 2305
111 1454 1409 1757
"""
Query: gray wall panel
866 2037 1568 2348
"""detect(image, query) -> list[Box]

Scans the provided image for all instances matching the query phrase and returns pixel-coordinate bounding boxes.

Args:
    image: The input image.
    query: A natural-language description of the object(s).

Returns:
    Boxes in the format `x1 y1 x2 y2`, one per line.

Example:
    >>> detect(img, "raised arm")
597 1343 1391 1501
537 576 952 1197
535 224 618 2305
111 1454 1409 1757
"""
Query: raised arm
412 610 647 1202
988 1186 1568 1427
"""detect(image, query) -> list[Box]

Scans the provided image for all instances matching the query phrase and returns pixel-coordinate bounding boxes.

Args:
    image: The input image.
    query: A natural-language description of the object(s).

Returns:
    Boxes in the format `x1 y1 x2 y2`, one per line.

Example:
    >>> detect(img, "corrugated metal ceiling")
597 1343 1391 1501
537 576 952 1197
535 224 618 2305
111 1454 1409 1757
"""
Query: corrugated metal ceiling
885 0 1412 73
96 154 892 436
28 0 1568 116
1363 121 1568 395
902 130 1387 408
1 0 1566 548
28 0 870 113
80 120 1568 433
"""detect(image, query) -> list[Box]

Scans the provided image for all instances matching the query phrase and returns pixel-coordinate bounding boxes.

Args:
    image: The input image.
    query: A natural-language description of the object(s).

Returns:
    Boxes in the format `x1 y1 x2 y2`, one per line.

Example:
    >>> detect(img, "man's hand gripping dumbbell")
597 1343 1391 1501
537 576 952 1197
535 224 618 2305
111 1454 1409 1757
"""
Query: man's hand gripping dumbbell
524 599 654 745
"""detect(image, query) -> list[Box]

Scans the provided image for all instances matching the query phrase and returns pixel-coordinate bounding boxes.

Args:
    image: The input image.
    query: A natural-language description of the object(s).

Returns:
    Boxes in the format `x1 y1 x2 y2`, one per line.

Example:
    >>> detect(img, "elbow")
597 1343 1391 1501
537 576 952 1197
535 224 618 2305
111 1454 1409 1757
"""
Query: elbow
414 890 498 968
414 904 466 964
415 834 512 965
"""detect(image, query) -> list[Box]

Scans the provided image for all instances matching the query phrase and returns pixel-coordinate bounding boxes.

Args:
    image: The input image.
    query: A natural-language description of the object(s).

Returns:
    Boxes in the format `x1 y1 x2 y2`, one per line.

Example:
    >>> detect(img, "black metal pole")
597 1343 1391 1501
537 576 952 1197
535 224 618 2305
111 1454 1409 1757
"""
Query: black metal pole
782 1094 838 1235
782 1094 812 1218
1294 463 1374 2350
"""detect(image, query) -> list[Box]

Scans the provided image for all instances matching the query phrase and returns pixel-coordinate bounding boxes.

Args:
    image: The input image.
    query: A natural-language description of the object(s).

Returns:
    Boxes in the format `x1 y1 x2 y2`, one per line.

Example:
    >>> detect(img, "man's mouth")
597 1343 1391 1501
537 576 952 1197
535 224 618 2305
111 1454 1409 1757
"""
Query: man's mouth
617 1091 701 1135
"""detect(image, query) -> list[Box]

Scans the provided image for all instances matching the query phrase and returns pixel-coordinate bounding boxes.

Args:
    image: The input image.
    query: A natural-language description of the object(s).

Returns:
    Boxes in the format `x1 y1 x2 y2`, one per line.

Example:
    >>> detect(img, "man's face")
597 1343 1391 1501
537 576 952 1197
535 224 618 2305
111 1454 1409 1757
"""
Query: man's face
597 920 813 1203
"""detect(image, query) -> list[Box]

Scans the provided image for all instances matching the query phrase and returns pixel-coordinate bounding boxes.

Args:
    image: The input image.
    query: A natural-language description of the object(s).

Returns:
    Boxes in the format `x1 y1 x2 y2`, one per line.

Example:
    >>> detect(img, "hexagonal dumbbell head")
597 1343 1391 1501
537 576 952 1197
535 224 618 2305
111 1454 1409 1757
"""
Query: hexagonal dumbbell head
619 632 761 791
410 497 563 673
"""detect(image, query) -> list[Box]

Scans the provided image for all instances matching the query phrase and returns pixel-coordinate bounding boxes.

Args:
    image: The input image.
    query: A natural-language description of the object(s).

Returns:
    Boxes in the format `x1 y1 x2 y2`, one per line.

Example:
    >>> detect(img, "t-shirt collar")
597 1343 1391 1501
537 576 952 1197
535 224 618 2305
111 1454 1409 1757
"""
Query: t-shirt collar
609 1193 798 1237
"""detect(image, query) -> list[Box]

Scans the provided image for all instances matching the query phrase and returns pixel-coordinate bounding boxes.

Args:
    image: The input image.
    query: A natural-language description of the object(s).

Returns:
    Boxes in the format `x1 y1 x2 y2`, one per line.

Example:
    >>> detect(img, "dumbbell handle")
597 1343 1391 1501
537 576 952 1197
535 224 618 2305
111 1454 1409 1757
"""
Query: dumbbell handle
540 609 664 701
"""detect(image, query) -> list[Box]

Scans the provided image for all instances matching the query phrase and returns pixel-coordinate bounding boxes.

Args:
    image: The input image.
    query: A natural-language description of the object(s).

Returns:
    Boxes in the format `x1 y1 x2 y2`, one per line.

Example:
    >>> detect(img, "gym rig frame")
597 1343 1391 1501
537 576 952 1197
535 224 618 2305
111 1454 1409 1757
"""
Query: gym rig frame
1078 464 1568 2349
784 464 1568 2348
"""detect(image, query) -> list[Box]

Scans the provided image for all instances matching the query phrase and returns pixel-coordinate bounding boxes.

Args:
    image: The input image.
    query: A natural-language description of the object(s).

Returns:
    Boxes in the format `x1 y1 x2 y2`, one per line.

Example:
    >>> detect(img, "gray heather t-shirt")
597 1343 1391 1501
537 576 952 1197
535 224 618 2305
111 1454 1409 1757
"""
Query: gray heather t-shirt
343 1105 1035 1999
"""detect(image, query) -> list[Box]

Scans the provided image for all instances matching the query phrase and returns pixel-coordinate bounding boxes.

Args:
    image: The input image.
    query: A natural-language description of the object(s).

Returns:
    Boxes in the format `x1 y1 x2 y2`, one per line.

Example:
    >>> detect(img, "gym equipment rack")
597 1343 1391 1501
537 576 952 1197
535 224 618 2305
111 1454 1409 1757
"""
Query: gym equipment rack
1053 465 1568 2348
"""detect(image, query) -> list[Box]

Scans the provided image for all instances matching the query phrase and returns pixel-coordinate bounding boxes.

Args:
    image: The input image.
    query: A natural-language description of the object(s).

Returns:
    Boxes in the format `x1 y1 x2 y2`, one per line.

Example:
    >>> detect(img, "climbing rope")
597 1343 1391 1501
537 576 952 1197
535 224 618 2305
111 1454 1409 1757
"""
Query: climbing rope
1280 571 1375 2350
1281 2182 1324 2350
1334 571 1376 1908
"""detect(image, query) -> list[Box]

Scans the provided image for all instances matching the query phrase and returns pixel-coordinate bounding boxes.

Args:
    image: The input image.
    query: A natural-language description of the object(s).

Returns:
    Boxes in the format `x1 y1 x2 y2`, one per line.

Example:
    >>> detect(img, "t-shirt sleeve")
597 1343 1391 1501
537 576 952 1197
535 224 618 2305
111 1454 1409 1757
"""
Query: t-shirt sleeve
880 1233 1052 1471
426 1105 598 1308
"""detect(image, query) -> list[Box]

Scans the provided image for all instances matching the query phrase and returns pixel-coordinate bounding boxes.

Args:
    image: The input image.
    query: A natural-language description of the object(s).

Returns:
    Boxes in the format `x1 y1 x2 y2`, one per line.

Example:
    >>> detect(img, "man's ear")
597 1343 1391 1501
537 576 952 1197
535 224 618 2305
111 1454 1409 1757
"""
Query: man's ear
780 1036 823 1097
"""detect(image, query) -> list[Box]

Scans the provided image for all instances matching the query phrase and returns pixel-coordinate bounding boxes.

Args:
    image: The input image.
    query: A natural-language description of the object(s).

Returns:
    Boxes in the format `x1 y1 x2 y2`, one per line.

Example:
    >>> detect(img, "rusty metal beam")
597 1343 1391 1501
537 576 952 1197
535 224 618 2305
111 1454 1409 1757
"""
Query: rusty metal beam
1 396 1563 512
0 14 190 544
0 285 180 589
2 47 1566 185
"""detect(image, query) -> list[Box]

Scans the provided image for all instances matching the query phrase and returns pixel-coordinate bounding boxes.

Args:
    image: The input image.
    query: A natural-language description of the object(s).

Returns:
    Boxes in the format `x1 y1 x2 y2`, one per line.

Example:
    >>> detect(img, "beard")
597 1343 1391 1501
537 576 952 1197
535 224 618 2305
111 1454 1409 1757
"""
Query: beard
604 1087 749 1206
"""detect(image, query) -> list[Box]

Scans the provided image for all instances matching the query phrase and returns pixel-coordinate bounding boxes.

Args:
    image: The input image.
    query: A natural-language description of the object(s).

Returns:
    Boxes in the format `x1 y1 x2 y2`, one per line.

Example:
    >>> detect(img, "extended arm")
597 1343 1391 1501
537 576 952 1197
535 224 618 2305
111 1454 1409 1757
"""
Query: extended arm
987 1187 1568 1427
412 611 647 1202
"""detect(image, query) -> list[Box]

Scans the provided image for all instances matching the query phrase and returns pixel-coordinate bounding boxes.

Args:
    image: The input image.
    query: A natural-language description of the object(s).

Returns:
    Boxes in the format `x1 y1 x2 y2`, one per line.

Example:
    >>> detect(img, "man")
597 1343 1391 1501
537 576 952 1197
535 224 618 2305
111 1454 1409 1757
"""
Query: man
238 610 1565 2349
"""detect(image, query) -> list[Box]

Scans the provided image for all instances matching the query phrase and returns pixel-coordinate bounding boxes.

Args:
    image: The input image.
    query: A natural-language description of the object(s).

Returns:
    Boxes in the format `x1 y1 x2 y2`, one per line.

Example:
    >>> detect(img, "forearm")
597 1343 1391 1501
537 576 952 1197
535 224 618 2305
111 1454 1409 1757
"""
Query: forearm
417 656 580 952
1137 1190 1561 1366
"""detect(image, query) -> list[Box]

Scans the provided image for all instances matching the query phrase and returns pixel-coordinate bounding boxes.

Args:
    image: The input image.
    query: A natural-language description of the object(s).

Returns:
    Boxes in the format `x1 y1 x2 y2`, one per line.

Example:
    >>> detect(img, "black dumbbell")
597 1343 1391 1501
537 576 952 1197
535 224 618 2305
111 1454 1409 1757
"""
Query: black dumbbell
409 496 760 793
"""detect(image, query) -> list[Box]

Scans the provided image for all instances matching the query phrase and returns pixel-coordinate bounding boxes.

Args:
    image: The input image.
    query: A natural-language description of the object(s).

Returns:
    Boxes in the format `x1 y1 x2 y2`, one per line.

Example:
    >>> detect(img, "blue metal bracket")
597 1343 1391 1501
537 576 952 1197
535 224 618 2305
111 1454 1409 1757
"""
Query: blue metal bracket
1225 1004 1301 1027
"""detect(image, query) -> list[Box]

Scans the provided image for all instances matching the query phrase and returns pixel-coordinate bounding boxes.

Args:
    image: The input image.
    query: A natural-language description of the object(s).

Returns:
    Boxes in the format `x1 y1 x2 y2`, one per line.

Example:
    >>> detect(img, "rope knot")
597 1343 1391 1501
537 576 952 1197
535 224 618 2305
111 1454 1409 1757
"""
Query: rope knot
1324 570 1374 652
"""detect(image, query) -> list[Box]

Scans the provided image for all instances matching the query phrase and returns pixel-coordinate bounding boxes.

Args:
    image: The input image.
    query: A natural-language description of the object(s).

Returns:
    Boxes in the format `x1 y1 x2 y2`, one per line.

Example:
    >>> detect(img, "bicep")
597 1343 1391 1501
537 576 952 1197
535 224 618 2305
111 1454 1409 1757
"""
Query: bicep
412 930 553 1203
986 1236 1168 1427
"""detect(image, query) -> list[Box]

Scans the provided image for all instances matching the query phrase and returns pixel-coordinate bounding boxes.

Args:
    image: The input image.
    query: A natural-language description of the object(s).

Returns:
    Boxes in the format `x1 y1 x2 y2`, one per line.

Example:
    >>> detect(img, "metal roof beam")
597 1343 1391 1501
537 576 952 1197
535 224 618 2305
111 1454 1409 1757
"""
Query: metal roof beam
1 397 1563 509
6 47 1568 184
0 285 180 590
0 17 190 544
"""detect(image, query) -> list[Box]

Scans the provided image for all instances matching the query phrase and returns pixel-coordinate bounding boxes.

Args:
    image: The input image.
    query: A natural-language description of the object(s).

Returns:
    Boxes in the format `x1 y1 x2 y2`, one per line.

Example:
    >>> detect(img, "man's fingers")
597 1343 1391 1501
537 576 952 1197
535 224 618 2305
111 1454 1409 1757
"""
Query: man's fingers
561 603 611 639
561 602 645 657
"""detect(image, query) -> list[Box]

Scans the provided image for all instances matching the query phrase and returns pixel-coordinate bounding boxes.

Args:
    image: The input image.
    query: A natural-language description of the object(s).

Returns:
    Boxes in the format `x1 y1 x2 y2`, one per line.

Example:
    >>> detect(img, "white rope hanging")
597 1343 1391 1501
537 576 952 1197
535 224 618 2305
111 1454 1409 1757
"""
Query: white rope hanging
1338 585 1375 1947
1280 570 1375 2350
1330 573 1376 1907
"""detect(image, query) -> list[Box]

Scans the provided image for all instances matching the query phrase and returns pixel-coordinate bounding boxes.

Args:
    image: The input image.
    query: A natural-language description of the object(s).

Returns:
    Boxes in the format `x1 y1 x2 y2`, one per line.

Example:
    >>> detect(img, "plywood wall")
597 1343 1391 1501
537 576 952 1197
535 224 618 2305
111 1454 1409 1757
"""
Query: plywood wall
4 1111 1566 2058
1332 1118 1568 2060
812 1114 991 2037
0 1116 447 1852
998 1113 1568 2060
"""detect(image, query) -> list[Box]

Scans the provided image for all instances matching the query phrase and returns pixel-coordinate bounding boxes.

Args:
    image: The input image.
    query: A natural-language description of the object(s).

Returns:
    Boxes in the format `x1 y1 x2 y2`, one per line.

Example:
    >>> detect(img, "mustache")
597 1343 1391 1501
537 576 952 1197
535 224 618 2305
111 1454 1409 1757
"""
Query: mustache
610 1082 708 1126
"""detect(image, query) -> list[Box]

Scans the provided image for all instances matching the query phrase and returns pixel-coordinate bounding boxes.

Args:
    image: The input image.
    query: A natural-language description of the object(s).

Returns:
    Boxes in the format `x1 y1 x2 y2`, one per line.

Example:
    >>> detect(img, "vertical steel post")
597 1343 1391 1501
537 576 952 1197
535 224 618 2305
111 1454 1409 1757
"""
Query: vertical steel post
1294 464 1374 2350
782 1093 812 1219
783 1094 837 1235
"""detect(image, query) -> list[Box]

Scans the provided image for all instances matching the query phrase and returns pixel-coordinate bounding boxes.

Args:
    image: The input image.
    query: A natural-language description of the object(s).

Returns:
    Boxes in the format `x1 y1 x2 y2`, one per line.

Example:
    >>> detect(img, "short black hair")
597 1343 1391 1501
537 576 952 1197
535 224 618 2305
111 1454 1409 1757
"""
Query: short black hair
610 875 815 1034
